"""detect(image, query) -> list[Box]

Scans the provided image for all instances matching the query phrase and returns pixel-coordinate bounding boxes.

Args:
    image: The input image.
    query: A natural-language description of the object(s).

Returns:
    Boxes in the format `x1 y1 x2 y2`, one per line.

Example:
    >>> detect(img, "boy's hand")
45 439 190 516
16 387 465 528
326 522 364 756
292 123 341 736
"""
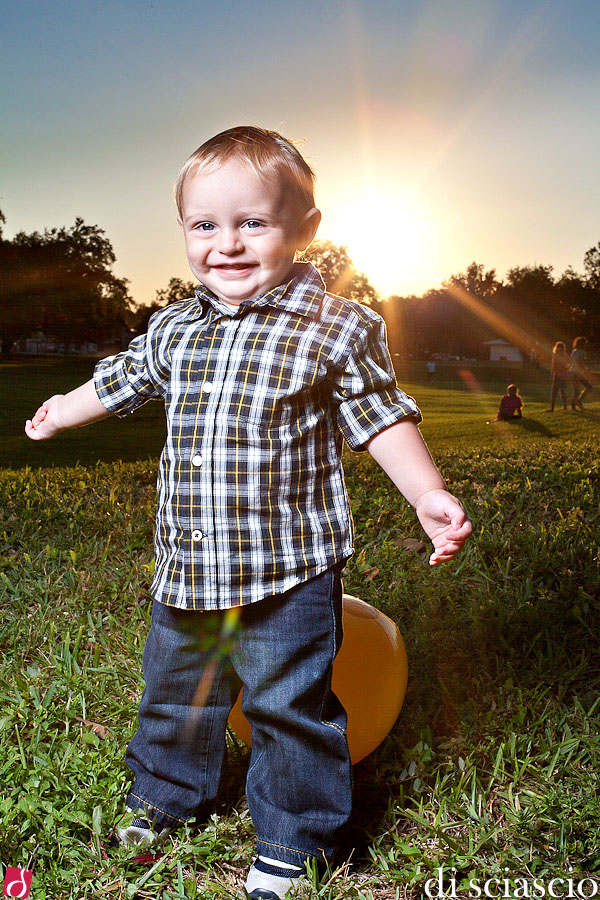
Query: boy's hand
25 395 66 441
414 489 472 566
25 380 111 440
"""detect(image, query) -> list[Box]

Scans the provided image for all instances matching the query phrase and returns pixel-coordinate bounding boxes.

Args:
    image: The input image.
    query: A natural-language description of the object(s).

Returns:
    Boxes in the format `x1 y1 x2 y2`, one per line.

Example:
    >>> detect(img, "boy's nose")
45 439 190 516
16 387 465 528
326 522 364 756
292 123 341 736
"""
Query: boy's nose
217 228 243 254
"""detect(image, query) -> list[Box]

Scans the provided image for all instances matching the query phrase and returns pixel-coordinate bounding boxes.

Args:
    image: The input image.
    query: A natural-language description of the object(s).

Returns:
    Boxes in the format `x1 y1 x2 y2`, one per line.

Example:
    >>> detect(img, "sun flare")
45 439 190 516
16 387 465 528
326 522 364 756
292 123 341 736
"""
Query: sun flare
324 186 437 297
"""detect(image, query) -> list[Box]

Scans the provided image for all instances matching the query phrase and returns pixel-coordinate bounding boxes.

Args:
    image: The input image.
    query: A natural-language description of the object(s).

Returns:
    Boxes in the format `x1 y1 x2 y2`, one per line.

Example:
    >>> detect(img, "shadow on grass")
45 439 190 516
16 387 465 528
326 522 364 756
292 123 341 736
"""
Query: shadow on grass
492 417 552 435
517 417 552 435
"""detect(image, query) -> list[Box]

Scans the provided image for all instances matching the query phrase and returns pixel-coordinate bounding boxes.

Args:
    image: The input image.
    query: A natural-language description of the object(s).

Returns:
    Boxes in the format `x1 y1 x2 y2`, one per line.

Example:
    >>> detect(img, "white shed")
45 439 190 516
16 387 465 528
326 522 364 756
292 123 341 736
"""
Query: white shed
483 339 523 362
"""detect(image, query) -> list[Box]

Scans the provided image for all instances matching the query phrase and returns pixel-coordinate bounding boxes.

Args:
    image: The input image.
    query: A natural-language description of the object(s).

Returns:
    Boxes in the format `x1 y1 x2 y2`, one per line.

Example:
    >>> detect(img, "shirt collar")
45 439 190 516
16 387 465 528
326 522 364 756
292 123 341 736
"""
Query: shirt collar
193 263 325 321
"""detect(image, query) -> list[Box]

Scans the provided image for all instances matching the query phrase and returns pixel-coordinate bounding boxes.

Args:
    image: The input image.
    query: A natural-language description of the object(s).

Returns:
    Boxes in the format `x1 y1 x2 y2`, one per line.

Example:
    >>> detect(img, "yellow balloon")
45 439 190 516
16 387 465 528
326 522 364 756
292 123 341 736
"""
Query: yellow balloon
227 593 408 764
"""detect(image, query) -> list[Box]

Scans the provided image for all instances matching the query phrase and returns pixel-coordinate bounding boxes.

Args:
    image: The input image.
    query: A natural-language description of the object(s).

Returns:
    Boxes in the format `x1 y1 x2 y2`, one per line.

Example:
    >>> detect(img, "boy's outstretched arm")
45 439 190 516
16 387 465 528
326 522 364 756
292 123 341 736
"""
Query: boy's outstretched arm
25 379 112 441
365 418 472 566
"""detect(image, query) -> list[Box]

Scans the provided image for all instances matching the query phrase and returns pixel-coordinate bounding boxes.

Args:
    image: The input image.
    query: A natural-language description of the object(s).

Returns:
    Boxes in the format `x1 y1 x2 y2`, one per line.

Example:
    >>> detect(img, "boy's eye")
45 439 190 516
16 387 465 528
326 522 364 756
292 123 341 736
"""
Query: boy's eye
244 220 264 230
194 222 215 232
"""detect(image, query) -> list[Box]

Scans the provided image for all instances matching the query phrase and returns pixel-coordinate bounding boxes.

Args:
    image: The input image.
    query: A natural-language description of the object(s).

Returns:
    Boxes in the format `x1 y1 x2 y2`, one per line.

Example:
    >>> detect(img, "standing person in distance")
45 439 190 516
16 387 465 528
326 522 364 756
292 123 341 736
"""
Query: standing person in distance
548 341 570 411
570 336 593 410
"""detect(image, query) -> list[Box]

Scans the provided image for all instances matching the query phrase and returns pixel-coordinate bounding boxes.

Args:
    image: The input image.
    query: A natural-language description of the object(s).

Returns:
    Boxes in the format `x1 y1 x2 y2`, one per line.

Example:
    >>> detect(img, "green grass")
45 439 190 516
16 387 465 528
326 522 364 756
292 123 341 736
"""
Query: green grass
1 360 600 898
1 358 166 469
2 358 598 468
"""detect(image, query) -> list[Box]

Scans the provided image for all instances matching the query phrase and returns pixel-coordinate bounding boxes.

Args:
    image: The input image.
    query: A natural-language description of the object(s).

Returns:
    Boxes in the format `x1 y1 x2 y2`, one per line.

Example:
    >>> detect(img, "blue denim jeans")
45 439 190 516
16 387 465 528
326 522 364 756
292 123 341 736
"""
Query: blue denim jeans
124 566 353 867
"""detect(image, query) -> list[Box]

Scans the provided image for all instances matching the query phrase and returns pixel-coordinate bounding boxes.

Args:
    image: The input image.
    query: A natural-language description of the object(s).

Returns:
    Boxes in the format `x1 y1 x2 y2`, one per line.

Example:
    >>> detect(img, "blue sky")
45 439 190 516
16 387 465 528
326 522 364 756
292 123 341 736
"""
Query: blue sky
2 0 599 301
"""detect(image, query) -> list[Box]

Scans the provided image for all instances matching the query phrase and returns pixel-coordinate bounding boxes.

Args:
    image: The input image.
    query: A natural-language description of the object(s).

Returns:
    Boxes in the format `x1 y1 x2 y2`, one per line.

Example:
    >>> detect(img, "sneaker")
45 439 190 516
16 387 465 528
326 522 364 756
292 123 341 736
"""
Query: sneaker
116 814 171 848
245 857 304 899
246 892 282 900
247 892 284 899
108 807 172 862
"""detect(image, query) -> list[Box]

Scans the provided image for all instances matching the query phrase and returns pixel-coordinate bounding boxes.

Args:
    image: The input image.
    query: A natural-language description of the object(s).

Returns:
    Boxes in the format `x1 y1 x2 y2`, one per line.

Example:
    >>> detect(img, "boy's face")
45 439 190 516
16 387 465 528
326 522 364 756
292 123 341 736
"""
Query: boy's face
179 159 320 305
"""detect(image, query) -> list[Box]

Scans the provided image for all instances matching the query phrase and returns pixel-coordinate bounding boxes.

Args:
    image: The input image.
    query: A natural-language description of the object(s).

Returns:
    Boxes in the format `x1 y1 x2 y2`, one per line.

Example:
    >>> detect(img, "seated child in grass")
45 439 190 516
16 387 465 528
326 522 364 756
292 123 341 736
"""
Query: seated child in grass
25 125 472 899
496 384 523 421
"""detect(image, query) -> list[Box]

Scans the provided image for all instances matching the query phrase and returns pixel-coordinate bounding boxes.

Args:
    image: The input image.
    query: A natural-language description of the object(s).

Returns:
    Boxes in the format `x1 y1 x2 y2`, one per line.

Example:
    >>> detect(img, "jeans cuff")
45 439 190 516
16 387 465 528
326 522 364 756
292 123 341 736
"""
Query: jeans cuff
256 838 326 871
126 791 187 830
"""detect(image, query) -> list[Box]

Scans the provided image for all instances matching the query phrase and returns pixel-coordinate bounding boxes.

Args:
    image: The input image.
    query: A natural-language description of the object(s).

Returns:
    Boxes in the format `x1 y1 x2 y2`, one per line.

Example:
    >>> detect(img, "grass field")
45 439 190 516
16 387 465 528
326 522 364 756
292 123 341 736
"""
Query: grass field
2 357 599 467
1 359 599 898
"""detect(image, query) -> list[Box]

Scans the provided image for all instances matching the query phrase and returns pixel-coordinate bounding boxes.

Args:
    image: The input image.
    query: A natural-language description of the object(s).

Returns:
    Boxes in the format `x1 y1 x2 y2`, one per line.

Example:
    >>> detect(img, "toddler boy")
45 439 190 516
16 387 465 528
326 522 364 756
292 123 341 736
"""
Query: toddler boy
26 126 471 899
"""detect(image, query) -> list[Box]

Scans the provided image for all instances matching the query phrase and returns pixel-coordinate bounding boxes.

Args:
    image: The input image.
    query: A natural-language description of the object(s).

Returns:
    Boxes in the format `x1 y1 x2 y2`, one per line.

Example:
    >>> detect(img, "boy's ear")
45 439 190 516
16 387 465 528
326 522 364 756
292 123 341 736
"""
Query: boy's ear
295 207 321 252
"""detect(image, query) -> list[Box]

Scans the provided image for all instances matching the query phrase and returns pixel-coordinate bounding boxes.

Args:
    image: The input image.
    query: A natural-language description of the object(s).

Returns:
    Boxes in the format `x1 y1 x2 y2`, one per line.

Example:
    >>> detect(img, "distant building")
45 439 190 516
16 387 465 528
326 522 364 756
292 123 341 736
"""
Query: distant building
14 332 98 355
483 339 523 363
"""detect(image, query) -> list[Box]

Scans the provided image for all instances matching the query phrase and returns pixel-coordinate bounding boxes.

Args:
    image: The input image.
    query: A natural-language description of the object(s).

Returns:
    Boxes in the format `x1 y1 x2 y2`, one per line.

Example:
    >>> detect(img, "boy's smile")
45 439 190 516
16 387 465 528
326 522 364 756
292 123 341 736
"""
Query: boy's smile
179 159 320 306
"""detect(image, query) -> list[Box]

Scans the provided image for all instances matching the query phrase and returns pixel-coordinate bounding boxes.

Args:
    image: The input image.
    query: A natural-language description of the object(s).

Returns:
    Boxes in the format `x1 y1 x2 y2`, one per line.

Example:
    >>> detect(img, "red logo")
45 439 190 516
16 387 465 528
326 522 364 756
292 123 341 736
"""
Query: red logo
3 867 33 898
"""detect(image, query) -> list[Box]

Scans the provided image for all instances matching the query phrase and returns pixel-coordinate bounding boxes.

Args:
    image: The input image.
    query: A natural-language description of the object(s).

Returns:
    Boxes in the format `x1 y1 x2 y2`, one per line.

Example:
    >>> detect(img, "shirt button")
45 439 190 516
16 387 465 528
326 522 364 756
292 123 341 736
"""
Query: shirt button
201 382 213 393
220 317 232 326
192 454 203 467
191 529 203 541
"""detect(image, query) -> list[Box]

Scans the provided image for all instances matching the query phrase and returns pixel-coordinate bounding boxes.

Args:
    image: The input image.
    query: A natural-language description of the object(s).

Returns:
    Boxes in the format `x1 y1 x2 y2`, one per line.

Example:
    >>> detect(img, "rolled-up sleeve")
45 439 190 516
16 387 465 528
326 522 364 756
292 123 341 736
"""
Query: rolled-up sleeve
94 331 163 417
331 314 421 451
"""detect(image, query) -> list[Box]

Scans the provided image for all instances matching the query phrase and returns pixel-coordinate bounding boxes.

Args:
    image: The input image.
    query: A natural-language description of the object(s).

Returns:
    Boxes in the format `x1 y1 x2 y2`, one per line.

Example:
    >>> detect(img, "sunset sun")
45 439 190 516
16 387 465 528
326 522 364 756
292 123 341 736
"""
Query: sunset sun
325 186 435 297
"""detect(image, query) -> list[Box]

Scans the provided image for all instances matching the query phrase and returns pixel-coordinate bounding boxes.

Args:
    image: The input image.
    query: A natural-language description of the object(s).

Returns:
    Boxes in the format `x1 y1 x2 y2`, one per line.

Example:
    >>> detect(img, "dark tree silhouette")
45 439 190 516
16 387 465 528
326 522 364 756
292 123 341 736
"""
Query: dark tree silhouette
299 241 380 308
383 256 600 361
584 242 600 290
0 215 133 353
383 263 502 359
132 277 197 333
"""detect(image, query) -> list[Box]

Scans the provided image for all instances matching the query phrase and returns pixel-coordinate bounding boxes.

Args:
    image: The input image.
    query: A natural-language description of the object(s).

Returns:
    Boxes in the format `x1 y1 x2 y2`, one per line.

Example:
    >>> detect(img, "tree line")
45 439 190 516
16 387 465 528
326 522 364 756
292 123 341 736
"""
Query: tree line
1 210 599 360
380 256 600 363
0 212 136 354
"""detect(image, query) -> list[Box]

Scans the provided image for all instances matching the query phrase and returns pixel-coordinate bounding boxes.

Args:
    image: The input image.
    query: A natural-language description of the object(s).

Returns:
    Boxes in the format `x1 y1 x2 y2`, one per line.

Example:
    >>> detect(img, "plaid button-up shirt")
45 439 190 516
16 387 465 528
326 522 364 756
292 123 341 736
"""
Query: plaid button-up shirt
94 264 421 610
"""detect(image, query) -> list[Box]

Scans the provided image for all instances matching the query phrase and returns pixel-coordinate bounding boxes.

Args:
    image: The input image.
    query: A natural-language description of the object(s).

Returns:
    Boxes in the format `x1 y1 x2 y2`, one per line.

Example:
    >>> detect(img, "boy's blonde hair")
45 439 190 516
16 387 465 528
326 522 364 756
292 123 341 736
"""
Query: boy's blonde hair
175 125 316 220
